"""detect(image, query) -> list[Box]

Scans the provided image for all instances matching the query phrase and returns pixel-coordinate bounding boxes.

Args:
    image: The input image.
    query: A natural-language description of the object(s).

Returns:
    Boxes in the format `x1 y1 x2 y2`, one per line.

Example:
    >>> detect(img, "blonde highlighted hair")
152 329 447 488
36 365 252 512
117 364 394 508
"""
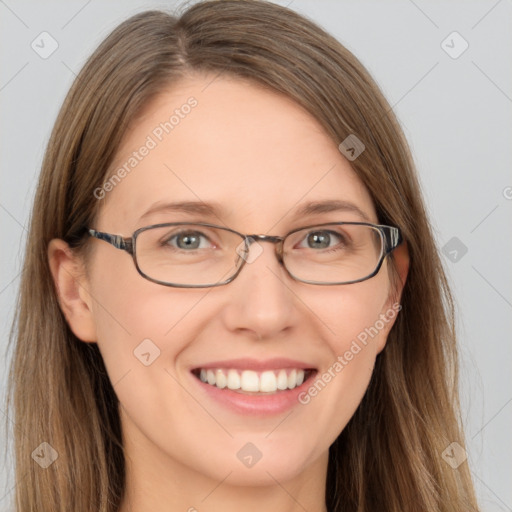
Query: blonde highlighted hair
6 1 479 510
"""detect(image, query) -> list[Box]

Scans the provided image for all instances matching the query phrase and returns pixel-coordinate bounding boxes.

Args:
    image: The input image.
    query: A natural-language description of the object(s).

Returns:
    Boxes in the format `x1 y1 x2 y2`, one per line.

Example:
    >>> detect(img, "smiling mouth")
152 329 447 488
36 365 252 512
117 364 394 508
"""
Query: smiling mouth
191 367 317 394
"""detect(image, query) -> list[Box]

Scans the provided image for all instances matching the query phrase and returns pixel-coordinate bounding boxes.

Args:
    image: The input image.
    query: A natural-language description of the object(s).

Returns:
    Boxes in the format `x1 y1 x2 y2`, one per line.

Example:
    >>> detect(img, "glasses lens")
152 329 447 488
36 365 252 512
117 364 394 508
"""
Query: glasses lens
134 223 384 287
135 224 244 286
283 224 384 284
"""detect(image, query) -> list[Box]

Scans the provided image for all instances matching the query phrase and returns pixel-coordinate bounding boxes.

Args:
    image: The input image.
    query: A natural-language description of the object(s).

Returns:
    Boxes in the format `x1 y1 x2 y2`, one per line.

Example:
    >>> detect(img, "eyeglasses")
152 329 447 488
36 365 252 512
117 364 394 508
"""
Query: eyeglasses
87 221 403 288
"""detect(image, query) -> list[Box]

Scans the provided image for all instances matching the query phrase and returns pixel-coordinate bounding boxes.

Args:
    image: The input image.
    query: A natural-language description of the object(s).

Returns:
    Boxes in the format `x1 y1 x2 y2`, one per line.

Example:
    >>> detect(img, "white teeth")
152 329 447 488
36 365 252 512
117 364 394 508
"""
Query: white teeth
195 368 309 393
240 370 259 391
260 371 277 392
287 369 297 389
215 369 227 389
227 369 241 389
276 369 288 390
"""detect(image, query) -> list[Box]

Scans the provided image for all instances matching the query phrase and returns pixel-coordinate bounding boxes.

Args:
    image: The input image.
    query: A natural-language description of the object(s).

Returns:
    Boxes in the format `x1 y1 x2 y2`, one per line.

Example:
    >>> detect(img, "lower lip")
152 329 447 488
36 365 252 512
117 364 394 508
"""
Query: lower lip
190 371 317 416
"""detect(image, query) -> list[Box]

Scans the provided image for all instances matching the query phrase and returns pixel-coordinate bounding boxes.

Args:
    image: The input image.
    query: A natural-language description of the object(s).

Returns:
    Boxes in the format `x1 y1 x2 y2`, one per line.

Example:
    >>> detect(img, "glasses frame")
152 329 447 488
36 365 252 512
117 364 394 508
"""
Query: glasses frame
87 221 403 288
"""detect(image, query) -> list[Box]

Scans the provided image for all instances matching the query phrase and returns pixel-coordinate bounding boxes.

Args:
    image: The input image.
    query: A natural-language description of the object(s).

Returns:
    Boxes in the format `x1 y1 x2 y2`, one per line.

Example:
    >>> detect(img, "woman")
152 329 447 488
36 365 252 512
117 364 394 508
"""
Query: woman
6 1 480 510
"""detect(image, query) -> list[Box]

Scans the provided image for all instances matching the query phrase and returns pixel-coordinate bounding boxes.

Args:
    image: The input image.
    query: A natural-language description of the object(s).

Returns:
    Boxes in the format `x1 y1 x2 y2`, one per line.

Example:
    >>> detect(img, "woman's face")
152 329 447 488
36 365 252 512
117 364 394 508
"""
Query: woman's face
55 74 406 491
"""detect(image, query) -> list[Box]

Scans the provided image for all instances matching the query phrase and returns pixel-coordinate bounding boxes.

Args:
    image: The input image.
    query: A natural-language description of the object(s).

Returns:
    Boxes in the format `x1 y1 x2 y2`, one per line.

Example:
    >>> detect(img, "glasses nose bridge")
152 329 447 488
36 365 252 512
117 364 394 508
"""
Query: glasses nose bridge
245 233 285 263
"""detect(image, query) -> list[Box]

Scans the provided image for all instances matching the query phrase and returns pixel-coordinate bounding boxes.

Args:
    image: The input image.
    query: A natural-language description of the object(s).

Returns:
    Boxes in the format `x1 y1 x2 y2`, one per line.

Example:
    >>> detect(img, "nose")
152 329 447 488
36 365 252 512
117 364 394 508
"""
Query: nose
220 238 297 339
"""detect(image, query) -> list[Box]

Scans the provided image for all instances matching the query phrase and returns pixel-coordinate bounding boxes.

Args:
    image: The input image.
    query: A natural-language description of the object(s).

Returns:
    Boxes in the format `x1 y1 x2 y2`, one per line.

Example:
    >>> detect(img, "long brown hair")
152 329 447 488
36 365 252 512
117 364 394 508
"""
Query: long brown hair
6 1 480 510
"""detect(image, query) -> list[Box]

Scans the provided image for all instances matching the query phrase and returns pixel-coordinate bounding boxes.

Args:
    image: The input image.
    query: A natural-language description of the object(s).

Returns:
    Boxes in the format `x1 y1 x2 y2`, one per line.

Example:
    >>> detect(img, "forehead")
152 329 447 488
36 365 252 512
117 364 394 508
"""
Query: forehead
98 73 377 233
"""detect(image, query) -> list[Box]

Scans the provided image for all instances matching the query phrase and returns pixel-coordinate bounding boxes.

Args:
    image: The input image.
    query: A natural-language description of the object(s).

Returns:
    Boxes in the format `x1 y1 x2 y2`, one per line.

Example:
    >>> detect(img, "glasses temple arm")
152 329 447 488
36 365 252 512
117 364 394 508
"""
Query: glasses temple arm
88 229 134 254
383 226 403 254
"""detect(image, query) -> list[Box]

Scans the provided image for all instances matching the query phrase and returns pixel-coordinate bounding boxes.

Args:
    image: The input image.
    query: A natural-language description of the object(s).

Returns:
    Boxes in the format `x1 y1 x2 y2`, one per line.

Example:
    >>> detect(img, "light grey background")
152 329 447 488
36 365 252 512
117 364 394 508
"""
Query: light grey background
1 1 511 510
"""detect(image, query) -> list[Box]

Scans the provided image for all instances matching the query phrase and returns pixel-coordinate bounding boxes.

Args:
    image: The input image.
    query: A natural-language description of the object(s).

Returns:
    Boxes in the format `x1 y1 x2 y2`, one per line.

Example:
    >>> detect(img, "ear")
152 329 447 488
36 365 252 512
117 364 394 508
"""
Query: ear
376 240 410 353
390 240 410 302
48 238 97 342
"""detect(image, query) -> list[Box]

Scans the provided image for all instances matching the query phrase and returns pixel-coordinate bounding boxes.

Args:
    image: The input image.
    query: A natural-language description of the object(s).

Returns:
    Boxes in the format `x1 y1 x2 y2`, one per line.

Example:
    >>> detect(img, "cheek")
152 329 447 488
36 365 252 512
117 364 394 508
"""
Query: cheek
296 276 391 440
87 254 207 381
308 271 391 353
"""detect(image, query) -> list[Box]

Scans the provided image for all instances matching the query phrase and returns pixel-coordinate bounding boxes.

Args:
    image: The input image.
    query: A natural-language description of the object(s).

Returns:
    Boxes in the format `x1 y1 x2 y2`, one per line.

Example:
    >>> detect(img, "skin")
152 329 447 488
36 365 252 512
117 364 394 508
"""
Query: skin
49 73 409 512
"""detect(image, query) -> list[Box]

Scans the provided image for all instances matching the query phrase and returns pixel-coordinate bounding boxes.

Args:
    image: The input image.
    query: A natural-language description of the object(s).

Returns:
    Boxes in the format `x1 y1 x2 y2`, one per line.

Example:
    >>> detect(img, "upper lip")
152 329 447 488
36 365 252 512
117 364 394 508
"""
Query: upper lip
190 358 317 372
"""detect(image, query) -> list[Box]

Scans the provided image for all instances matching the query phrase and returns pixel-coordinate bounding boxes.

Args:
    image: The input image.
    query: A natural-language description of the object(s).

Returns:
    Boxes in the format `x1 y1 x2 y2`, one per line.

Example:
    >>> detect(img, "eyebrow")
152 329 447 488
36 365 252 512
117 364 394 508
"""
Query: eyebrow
138 199 371 223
